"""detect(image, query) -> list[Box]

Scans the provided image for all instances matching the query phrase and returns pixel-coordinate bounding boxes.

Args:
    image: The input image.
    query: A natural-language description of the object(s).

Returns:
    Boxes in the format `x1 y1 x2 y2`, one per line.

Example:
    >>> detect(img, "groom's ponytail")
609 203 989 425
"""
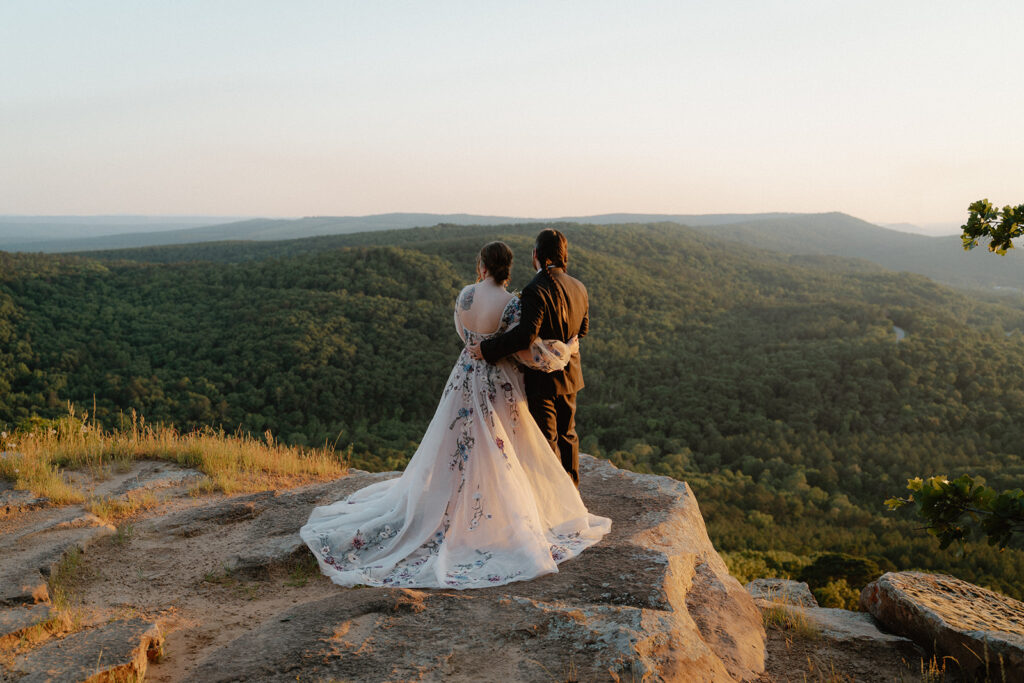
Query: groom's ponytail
535 229 568 271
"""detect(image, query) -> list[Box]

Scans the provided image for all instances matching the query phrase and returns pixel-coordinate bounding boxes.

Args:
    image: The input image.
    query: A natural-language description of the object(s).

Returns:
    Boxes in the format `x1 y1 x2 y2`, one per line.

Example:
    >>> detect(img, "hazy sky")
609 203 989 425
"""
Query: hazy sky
2 1 1021 226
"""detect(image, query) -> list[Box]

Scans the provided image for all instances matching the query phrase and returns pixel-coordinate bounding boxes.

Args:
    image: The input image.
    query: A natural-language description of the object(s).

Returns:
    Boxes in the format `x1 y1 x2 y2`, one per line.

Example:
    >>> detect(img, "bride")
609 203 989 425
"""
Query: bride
300 241 611 589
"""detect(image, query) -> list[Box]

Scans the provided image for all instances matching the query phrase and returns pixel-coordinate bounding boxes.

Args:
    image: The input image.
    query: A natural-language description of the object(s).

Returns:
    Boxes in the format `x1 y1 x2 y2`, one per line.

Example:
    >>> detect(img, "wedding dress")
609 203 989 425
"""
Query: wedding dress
299 286 611 589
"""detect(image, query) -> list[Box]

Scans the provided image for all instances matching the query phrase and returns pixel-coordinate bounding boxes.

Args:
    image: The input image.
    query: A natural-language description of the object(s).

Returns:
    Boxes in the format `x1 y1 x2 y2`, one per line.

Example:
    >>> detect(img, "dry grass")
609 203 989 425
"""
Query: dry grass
48 546 86 612
755 583 821 640
0 405 348 504
800 657 856 683
913 654 952 682
762 603 821 640
85 491 160 524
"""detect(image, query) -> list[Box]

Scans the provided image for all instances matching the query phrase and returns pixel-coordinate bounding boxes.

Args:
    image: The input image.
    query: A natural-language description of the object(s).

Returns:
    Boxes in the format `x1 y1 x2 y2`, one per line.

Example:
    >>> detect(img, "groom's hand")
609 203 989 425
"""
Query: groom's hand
467 342 483 360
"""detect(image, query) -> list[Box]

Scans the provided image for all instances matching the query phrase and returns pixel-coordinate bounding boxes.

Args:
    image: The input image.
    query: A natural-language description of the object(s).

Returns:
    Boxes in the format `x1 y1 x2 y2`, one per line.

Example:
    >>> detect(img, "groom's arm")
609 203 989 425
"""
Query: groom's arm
480 286 543 363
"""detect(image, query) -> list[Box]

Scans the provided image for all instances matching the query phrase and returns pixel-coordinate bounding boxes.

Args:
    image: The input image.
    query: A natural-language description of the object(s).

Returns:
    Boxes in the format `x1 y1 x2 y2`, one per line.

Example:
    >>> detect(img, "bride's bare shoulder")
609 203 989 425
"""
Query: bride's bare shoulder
457 283 477 310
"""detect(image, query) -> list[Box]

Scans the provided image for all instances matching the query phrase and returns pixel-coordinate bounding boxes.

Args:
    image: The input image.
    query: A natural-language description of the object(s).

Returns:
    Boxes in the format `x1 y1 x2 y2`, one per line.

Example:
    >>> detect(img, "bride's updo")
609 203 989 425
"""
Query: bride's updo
478 241 513 285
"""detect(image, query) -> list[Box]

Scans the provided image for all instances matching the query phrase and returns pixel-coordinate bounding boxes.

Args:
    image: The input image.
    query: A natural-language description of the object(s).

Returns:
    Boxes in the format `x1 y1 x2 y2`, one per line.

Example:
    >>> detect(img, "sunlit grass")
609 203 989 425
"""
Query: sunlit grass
761 603 820 639
85 490 159 524
0 405 348 504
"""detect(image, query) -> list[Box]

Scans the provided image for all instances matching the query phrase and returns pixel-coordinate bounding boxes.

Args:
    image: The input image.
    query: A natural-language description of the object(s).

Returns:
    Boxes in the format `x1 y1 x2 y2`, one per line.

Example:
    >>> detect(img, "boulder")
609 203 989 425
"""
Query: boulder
196 455 766 681
10 618 162 683
861 571 1024 678
746 578 818 608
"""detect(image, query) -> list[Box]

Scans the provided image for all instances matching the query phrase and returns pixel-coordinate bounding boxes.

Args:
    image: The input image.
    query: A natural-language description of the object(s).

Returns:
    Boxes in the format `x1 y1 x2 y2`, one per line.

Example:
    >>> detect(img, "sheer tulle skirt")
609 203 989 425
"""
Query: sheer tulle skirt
299 351 611 589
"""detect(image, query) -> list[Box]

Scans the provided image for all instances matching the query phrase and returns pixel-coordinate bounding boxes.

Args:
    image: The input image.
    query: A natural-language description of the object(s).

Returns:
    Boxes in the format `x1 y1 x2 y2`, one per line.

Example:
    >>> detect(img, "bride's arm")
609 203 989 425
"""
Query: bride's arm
453 288 467 343
454 307 465 343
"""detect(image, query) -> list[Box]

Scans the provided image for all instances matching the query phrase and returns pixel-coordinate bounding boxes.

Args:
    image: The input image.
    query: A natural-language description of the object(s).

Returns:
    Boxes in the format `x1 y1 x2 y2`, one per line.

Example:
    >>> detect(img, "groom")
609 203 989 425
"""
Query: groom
468 228 589 488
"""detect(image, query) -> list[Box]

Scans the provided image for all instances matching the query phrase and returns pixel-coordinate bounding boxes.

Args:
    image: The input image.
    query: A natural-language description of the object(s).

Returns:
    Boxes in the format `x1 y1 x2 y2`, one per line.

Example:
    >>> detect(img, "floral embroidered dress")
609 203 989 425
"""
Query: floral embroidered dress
299 286 611 589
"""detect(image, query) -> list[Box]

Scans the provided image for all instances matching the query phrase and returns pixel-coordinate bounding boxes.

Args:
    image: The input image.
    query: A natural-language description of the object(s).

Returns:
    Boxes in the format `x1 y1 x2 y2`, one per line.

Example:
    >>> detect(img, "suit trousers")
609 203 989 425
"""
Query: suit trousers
527 391 579 488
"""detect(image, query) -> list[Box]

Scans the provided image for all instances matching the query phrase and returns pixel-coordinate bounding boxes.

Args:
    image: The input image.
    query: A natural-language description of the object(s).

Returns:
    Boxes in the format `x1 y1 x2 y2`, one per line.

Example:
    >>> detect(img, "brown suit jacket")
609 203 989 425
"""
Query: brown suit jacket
481 267 588 396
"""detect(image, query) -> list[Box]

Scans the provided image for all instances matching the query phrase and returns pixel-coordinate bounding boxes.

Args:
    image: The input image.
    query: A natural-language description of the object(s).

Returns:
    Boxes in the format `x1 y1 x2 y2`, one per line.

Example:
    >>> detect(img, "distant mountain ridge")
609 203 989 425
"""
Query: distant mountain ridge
36 210 1023 294
0 215 250 249
882 221 962 236
1 211 809 253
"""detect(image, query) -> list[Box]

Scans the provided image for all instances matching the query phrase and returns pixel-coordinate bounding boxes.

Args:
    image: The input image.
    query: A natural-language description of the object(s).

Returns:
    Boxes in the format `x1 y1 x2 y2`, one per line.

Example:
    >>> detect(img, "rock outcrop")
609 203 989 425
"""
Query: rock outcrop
861 571 1024 679
194 455 766 681
1 455 764 682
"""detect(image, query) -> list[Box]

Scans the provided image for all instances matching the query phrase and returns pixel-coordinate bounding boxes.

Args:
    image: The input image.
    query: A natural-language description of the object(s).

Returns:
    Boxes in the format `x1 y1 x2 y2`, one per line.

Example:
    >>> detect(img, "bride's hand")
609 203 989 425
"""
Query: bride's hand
568 335 580 356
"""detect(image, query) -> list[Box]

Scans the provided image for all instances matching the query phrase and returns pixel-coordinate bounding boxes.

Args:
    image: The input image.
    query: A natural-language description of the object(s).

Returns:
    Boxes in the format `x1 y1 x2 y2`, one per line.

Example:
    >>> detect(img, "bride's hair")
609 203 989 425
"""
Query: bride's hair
478 241 513 285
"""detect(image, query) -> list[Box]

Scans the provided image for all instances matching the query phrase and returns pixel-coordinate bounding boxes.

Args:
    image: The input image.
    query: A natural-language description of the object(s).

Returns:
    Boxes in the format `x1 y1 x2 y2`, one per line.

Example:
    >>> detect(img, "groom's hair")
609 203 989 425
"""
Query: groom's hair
535 229 568 269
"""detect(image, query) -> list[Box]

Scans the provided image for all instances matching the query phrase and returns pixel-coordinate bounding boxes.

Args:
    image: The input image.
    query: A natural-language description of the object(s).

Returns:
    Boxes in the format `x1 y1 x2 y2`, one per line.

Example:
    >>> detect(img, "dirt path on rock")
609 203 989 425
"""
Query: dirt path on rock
65 496 340 682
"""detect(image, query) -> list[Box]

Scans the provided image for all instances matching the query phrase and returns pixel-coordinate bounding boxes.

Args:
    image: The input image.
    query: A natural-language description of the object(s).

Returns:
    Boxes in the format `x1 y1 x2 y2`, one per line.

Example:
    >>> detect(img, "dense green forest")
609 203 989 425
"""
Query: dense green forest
2 222 1023 603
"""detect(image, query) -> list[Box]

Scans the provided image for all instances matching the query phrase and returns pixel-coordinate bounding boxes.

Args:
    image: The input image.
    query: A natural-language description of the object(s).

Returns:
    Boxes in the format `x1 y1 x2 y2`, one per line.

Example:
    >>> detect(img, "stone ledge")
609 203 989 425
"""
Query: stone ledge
11 618 163 683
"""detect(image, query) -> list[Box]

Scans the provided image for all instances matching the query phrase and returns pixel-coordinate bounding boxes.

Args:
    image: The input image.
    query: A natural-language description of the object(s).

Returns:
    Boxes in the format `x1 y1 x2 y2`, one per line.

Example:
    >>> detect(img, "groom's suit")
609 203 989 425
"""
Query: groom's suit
481 266 588 487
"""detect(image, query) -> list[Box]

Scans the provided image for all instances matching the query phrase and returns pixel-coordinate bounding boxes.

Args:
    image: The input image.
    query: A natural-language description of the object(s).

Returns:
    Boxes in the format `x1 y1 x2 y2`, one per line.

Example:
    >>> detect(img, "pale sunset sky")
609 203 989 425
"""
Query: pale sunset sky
2 1 1021 228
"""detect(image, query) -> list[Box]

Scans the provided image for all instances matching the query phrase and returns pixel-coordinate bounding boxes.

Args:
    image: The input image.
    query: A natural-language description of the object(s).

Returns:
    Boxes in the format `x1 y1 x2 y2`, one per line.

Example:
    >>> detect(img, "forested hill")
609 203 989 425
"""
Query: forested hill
1 222 1023 601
